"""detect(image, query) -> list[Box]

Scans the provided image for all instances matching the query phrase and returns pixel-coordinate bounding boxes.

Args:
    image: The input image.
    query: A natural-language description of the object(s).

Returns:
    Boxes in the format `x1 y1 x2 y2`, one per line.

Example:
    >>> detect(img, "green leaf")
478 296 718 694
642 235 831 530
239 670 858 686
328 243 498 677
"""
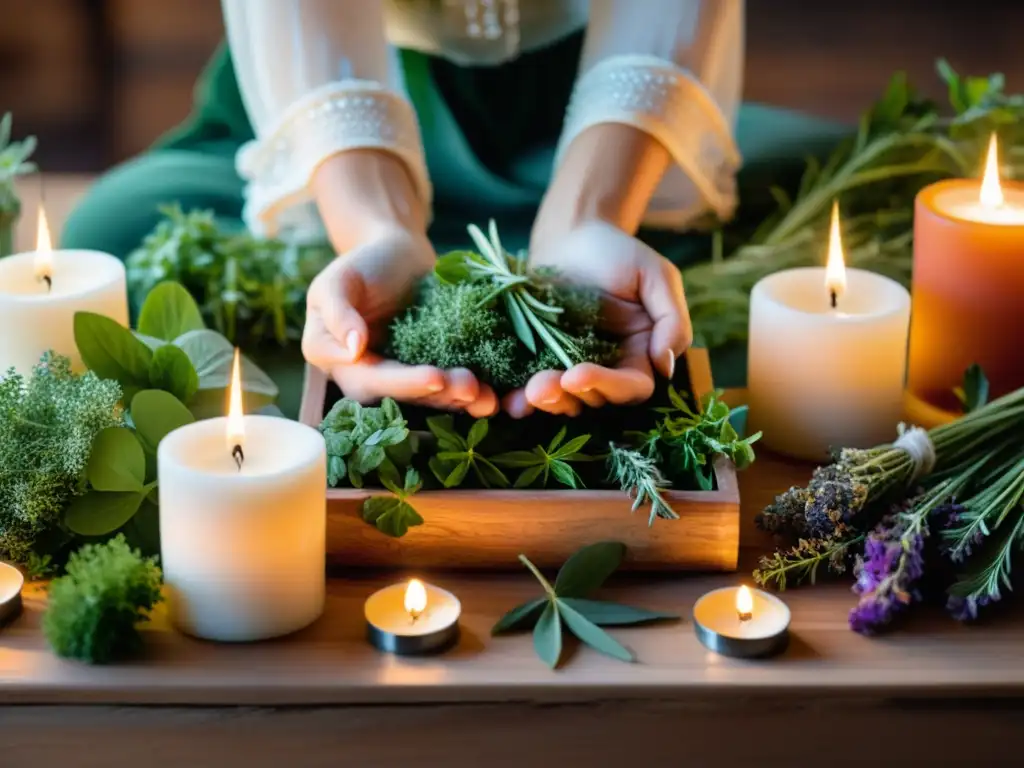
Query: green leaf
532 602 563 669
493 450 542 468
466 419 489 449
491 598 547 635
554 541 626 598
434 251 474 284
327 455 347 488
64 489 147 537
131 389 195 454
74 312 153 393
954 363 990 413
426 414 465 450
552 434 591 459
148 344 200 403
560 598 678 626
361 495 424 537
87 427 146 493
475 458 509 489
547 427 568 454
504 291 537 354
549 460 582 489
557 599 634 663
514 464 546 489
174 328 277 400
136 281 206 341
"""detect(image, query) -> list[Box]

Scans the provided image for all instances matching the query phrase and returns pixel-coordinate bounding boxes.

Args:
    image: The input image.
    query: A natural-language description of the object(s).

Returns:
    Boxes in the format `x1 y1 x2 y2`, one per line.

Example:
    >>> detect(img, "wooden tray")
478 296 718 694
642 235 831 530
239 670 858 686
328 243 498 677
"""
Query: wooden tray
299 348 739 571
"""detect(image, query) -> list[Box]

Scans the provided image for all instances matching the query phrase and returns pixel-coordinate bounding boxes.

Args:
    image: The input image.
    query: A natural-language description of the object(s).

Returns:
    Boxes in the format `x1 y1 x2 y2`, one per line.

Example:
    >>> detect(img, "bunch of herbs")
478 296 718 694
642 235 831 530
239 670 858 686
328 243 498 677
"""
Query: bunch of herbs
0 112 37 257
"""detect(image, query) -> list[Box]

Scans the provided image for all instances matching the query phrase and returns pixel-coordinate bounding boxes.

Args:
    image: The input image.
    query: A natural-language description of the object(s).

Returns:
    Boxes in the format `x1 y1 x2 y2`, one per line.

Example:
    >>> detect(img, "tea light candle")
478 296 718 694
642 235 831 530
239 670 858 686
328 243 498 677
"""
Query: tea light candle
908 134 1024 409
365 579 461 655
0 562 24 627
693 585 790 658
0 205 128 375
748 202 911 461
158 350 326 642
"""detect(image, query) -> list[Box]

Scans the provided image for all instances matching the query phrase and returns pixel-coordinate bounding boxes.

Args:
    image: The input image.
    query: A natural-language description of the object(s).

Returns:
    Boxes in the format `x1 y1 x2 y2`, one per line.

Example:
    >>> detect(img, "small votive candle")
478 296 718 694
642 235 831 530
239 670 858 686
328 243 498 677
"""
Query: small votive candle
693 585 790 659
365 579 461 655
0 561 25 627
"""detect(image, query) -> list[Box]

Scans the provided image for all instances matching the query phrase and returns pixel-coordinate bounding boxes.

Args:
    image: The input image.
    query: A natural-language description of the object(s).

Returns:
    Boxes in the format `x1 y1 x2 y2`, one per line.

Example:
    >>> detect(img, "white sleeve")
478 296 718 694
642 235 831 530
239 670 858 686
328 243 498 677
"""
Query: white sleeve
222 0 431 237
556 0 744 228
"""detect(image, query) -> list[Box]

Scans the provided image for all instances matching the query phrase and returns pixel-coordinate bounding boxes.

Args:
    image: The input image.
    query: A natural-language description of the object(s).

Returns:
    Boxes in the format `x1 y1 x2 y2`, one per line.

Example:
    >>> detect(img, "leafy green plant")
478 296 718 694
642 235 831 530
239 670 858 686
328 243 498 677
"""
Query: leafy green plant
427 415 508 488
606 444 676 525
362 466 424 537
493 427 595 488
0 112 37 257
492 541 677 668
320 397 410 488
63 389 194 550
125 205 334 346
954 363 990 414
0 353 123 565
74 280 278 416
42 534 163 664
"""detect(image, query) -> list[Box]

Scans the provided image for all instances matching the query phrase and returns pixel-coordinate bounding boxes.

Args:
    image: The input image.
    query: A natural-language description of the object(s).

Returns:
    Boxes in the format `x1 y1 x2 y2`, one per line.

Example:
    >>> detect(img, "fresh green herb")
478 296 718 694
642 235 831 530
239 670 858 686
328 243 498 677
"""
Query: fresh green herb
41 534 163 664
493 427 594 488
954 363 990 414
0 353 123 565
319 397 410 488
606 444 676 525
75 280 278 417
362 466 424 537
753 528 862 592
492 541 677 669
389 221 617 389
23 552 55 581
0 112 37 257
125 205 334 347
685 61 1024 350
427 415 509 488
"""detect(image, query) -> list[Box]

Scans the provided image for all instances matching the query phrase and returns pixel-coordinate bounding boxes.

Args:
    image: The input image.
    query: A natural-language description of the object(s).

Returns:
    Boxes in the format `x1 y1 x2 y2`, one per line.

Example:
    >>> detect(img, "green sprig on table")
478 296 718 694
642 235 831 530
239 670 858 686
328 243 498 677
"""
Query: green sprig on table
492 541 677 669
0 112 37 258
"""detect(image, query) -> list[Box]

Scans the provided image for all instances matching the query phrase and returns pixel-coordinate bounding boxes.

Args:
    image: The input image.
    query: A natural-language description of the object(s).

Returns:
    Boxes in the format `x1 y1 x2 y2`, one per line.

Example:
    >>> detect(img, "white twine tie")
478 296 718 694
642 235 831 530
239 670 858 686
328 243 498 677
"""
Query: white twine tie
894 424 937 483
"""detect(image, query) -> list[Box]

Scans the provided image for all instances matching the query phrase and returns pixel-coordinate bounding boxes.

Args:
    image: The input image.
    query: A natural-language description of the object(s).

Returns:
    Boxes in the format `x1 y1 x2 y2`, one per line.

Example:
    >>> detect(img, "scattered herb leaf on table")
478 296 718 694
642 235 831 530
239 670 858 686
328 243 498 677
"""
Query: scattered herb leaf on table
492 541 678 669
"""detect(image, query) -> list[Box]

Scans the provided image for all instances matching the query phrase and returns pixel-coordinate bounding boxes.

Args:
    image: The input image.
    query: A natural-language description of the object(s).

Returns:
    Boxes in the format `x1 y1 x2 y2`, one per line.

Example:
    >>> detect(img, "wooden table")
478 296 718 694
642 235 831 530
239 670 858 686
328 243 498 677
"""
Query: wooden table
4 179 1023 767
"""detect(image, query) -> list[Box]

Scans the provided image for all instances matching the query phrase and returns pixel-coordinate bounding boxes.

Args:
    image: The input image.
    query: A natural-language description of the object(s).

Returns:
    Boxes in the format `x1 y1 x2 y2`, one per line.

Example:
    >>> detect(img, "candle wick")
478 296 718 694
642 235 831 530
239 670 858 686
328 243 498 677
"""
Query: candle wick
409 610 422 624
232 444 244 471
829 289 838 310
40 274 52 293
738 610 752 623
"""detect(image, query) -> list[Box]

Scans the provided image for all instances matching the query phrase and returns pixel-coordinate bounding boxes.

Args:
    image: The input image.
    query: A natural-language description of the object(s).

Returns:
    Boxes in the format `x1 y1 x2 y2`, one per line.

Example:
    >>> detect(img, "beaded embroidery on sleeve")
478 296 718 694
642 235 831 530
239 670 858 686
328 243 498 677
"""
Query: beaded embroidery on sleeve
236 81 432 238
555 55 741 221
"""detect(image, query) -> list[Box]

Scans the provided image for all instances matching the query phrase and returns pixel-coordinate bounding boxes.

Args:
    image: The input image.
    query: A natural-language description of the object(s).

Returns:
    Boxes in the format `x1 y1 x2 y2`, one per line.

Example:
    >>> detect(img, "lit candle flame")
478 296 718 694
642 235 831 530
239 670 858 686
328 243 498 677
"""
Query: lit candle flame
736 585 753 621
405 578 427 619
34 205 54 284
980 132 1004 209
824 200 847 307
226 348 245 465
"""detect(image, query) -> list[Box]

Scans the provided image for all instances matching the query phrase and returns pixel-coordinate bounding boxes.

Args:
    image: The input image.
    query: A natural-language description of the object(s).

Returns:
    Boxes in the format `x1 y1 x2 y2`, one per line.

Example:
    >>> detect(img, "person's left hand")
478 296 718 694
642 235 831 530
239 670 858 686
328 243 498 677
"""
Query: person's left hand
502 220 692 418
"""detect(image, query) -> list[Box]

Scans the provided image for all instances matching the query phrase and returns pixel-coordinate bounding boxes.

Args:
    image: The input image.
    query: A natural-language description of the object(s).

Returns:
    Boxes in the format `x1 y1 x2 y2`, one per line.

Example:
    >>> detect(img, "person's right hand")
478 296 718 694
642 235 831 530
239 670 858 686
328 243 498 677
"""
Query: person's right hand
302 226 498 417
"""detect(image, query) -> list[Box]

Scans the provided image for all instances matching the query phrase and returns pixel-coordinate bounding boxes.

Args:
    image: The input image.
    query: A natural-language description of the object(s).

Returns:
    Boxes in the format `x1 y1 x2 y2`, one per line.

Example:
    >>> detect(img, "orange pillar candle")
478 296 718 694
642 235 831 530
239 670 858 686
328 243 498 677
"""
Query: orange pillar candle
908 135 1024 410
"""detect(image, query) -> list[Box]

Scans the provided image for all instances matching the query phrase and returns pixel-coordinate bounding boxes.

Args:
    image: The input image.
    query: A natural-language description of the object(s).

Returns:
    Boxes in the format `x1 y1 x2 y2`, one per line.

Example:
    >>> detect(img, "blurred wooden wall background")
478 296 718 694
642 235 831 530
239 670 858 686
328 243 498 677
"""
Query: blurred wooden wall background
3 0 1023 173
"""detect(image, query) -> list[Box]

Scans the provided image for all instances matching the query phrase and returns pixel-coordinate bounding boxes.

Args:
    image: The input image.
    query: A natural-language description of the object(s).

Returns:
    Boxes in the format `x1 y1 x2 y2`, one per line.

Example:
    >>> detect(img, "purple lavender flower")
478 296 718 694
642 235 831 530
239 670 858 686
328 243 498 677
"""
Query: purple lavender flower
946 594 993 622
848 515 926 635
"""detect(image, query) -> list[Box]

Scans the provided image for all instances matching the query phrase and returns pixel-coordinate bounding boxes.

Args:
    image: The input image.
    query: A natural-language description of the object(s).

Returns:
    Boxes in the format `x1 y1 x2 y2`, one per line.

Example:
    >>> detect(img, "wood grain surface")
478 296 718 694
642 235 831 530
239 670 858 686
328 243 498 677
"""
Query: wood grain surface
303 348 740 571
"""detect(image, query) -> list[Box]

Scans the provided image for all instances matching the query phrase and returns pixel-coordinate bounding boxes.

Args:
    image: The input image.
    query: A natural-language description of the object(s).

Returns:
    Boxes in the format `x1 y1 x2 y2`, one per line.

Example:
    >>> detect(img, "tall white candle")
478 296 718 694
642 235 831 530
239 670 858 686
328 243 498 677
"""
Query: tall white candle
158 351 326 642
0 206 128 375
747 204 911 461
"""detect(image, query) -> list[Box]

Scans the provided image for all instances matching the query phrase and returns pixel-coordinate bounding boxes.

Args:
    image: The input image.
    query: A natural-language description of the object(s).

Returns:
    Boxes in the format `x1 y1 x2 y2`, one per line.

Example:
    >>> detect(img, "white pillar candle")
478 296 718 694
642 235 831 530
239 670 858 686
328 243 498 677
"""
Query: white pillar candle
747 204 911 461
0 206 128 375
158 353 326 642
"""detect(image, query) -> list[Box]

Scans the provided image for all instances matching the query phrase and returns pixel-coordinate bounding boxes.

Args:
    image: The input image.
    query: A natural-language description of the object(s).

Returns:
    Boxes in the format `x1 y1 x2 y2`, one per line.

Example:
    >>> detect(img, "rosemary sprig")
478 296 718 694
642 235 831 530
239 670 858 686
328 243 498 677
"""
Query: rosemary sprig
606 443 677 525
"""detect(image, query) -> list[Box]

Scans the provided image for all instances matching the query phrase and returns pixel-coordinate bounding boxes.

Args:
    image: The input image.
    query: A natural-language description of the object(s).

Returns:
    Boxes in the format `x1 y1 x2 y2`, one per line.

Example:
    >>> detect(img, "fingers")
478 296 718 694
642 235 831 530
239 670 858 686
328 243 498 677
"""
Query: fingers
560 363 654 406
414 369 499 418
319 268 370 363
639 259 692 378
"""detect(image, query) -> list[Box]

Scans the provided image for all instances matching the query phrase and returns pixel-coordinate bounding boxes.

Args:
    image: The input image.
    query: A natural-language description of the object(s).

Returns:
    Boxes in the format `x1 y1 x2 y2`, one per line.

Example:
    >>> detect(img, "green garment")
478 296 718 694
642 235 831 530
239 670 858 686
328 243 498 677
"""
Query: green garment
61 36 849 414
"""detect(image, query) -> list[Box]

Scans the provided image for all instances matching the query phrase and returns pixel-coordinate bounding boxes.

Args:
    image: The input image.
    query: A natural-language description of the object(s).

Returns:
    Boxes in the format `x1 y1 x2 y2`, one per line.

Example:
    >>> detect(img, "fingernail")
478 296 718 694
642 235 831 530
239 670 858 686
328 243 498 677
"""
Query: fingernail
428 382 445 394
345 330 361 359
667 349 676 379
542 397 560 406
579 387 592 394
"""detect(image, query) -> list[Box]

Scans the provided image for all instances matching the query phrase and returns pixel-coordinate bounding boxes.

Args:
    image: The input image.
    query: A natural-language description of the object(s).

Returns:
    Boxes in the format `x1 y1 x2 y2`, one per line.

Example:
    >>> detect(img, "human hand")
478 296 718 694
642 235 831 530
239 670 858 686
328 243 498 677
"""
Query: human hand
302 227 498 417
502 220 692 418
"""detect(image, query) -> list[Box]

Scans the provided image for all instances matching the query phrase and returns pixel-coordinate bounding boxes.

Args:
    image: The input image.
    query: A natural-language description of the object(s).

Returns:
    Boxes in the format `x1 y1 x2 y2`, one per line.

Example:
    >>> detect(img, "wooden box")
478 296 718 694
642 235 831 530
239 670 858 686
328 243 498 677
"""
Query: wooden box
299 348 739 571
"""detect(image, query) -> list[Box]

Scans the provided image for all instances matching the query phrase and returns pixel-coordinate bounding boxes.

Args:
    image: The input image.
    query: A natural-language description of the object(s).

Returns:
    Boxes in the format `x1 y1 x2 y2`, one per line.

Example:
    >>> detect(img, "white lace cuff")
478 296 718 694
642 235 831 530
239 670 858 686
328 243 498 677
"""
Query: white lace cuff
235 81 432 238
555 55 741 223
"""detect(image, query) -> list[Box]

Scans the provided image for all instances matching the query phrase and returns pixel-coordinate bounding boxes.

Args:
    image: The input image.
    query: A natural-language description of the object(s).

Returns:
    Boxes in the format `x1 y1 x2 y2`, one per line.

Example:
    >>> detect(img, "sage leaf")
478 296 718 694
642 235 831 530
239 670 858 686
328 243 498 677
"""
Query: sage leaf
560 598 678 626
533 602 563 669
554 541 626 598
74 311 153 393
557 599 634 663
64 489 148 537
491 598 547 635
136 281 205 341
131 389 195 454
148 344 200 403
87 427 146 493
174 328 278 410
361 496 424 537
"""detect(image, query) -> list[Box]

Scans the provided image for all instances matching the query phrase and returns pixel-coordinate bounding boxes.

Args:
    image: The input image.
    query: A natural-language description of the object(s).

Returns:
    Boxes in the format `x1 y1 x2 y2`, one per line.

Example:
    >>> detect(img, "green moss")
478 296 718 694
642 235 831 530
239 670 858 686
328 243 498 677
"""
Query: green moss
388 277 617 390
